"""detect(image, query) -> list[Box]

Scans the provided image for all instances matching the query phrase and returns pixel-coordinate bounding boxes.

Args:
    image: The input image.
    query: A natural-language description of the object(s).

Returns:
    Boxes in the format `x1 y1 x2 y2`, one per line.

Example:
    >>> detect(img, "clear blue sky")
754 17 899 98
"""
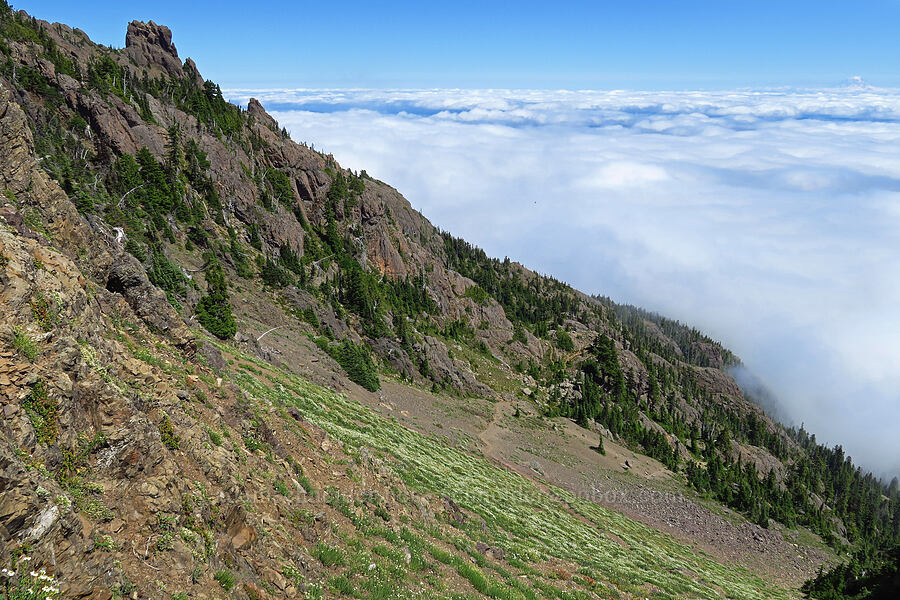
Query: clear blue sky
12 0 900 89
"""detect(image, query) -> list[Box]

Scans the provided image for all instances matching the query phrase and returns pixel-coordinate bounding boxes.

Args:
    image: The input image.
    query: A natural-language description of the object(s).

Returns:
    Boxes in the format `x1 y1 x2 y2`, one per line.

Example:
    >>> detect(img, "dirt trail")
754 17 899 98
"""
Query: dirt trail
476 399 511 460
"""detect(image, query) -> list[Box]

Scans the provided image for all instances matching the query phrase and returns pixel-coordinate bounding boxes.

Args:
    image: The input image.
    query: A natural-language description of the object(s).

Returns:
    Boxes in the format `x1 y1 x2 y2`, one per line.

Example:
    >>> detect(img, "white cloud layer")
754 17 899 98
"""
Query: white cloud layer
226 86 900 479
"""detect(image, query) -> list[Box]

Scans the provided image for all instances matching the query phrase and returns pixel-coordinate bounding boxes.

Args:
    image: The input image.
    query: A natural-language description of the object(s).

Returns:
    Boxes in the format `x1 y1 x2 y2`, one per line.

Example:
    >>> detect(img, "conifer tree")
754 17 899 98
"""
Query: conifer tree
196 255 236 339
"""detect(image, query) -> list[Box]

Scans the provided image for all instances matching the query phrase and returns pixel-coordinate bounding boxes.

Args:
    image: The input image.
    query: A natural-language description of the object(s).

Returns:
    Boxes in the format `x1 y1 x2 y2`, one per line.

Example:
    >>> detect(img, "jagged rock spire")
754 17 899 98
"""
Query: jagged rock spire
124 20 189 81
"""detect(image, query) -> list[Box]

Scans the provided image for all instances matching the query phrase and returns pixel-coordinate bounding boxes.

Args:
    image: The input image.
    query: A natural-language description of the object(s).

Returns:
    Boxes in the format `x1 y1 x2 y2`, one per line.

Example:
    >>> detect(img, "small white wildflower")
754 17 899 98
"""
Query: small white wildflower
31 570 40 577
20 555 32 561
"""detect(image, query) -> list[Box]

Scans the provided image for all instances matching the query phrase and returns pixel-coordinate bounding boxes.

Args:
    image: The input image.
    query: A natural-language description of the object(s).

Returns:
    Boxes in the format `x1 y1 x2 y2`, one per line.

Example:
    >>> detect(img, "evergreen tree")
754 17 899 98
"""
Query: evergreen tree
196 255 236 339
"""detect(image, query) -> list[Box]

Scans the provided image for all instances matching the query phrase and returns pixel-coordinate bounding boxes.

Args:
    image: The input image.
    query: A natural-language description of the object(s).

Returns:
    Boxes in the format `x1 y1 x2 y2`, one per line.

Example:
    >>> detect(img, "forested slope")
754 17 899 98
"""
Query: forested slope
0 3 896 598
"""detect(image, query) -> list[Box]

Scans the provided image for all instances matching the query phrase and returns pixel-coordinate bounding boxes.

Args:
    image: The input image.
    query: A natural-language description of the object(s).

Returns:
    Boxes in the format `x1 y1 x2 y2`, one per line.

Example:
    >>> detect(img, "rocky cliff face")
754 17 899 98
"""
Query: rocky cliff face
0 85 192 350
2 7 522 396
125 21 190 82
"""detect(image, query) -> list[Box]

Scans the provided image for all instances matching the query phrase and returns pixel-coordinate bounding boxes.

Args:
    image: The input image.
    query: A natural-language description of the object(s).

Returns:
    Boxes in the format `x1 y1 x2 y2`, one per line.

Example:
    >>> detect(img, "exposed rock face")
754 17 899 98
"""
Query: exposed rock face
125 20 185 79
0 83 193 352
420 336 492 397
76 89 164 157
248 97 280 132
183 57 204 87
369 336 419 381
0 169 448 596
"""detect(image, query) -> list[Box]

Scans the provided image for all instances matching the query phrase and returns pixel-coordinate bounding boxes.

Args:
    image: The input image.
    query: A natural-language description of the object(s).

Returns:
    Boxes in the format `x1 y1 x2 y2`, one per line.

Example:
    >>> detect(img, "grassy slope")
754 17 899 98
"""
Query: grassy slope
219 338 796 600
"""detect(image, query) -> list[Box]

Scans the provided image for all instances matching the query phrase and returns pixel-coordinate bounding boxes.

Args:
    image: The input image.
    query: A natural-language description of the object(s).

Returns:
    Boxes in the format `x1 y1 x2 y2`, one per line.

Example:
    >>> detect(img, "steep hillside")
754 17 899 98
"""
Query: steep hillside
0 3 897 599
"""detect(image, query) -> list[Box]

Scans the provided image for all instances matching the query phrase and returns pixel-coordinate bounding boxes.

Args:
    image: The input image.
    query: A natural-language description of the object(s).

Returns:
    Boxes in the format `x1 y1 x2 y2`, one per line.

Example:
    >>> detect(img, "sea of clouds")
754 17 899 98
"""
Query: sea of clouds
226 86 900 479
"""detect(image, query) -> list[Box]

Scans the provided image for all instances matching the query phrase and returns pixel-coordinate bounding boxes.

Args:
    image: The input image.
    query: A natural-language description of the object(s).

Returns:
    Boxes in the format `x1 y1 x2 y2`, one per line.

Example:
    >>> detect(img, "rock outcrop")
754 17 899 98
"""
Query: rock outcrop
0 83 193 352
125 20 186 80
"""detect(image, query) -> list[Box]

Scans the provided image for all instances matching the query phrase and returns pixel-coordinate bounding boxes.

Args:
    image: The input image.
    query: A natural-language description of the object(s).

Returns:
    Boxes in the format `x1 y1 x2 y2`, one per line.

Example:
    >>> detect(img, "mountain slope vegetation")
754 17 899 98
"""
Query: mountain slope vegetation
0 2 896 598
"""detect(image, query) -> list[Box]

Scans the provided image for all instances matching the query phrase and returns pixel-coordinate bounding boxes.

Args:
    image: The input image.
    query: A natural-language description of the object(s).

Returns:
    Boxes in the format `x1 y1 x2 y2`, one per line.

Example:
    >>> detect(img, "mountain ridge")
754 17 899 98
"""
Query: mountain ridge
0 4 896 598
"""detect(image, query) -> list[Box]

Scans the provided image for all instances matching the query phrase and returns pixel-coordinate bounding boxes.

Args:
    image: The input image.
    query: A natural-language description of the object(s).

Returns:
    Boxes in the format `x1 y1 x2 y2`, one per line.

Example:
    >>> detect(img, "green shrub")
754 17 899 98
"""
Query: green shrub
157 513 177 532
259 256 291 288
93 534 118 551
301 307 319 327
274 478 290 496
266 167 294 204
23 379 57 444
512 324 528 345
555 329 574 351
229 236 254 278
427 544 456 565
159 415 180 450
196 256 236 340
243 432 266 453
248 224 262 250
456 562 489 594
11 327 37 360
325 487 353 517
187 226 208 247
464 284 490 306
148 250 190 306
156 531 175 552
214 569 236 591
297 474 315 496
314 542 345 567
326 339 380 392
328 575 354 595
125 238 146 262
207 428 223 446
30 293 58 331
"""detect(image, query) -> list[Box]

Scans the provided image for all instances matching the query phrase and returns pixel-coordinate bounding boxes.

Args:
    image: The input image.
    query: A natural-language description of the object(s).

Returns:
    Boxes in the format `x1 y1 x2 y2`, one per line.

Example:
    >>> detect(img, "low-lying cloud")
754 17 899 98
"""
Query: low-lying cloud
226 86 900 479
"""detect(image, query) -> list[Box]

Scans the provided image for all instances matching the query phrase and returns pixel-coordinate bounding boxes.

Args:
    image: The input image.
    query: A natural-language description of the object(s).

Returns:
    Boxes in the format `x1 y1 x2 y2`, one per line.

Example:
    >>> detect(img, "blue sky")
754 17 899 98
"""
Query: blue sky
14 0 900 88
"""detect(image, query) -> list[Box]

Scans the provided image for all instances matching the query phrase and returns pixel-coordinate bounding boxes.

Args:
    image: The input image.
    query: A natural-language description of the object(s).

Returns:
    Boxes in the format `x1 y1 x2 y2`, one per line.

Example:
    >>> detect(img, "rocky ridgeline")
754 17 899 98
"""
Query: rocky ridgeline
2 10 758 412
0 53 477 597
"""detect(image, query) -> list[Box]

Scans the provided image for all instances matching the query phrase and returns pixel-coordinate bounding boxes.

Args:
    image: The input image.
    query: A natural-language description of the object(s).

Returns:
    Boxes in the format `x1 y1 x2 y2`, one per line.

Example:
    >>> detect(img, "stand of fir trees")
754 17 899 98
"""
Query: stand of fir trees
803 545 900 599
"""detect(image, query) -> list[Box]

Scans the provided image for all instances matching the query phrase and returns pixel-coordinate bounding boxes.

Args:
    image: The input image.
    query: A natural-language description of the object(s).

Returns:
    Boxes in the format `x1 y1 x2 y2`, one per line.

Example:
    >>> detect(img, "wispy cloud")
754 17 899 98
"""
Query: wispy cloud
226 86 900 478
